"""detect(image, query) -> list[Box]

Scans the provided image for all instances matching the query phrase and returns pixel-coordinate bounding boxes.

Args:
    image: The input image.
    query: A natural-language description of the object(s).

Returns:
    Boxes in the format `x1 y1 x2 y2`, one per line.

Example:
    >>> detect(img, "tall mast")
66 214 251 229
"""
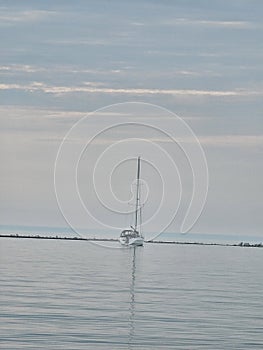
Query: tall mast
134 156 140 231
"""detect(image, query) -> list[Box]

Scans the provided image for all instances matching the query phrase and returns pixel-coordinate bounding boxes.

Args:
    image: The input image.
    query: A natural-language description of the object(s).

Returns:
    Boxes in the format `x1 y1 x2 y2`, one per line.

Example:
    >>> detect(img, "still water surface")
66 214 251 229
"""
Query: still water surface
0 238 262 349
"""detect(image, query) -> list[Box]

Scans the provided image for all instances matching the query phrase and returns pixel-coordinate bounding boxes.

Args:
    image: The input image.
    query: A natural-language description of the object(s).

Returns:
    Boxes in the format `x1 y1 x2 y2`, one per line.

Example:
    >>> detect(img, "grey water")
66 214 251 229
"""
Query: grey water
0 238 262 349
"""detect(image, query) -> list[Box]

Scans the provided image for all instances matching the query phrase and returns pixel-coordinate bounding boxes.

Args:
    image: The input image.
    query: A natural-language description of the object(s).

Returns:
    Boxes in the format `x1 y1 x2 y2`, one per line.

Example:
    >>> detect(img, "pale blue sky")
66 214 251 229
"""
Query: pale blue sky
1 0 262 238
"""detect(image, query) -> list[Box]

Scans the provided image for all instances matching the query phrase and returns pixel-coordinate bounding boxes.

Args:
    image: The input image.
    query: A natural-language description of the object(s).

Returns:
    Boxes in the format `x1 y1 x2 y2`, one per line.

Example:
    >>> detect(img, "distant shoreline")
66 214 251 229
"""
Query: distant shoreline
0 234 262 248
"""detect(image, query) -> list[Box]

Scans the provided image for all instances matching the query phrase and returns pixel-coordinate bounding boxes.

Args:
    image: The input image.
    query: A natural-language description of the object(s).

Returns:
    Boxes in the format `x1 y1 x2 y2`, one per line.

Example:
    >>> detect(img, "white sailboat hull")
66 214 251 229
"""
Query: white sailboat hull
119 236 144 246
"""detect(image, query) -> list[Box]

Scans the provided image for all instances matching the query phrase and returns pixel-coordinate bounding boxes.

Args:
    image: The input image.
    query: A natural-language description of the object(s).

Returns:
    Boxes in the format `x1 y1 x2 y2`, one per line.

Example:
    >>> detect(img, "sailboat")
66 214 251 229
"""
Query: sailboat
119 156 144 247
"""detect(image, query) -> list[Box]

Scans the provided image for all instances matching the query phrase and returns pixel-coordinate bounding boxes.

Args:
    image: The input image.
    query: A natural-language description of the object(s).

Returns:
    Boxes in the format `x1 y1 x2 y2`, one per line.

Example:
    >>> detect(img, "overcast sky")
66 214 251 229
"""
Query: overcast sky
1 0 262 238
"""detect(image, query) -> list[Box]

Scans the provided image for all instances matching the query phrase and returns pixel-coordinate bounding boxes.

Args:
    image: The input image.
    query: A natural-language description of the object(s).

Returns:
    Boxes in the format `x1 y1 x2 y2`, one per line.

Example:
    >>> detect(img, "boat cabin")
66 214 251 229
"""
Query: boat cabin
120 229 140 238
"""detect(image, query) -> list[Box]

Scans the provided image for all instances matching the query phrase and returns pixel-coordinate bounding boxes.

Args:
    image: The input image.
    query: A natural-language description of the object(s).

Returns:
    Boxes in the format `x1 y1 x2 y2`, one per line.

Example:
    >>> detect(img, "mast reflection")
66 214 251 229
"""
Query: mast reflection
128 246 137 348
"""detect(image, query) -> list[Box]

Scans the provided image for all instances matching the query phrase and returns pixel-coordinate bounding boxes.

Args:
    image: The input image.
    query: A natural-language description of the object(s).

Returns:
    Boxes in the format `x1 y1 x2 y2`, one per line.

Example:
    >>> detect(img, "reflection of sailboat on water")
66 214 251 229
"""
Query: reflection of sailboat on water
128 247 137 348
119 157 144 246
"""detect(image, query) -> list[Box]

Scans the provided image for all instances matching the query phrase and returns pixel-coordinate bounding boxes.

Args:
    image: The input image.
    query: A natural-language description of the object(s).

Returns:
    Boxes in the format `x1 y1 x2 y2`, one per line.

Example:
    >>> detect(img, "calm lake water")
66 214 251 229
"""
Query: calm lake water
0 238 262 349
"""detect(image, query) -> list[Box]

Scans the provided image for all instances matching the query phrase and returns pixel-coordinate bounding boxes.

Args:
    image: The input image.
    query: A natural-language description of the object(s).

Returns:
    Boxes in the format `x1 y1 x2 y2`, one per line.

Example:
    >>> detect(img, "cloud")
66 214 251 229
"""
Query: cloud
199 135 263 147
144 18 256 29
130 17 257 29
34 134 263 148
0 64 124 76
0 10 57 25
0 82 262 98
1 105 259 148
175 18 253 29
0 64 228 81
0 64 46 73
47 39 113 47
95 135 263 147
